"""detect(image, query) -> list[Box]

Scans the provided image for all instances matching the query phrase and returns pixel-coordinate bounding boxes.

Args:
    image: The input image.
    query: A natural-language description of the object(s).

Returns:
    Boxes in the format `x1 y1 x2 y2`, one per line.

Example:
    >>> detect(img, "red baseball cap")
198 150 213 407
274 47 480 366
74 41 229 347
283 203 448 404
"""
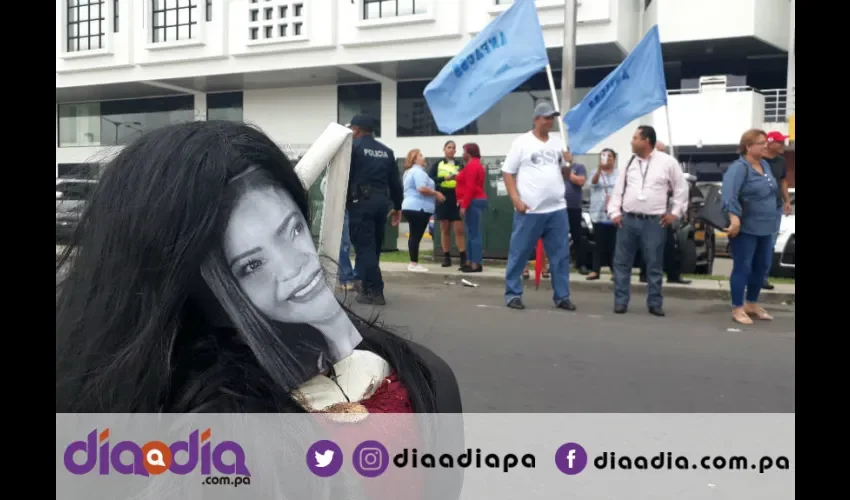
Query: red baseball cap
766 131 788 143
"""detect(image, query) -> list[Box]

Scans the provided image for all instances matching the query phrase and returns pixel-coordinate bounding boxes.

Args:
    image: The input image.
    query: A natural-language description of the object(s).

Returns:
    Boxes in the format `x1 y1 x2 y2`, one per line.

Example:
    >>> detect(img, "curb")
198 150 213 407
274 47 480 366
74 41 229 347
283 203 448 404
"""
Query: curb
382 270 795 305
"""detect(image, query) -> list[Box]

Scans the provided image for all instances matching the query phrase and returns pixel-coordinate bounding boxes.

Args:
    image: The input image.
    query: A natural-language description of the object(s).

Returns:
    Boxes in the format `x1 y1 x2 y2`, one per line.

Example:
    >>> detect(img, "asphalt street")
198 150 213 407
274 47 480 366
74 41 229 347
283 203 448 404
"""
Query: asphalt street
342 282 795 413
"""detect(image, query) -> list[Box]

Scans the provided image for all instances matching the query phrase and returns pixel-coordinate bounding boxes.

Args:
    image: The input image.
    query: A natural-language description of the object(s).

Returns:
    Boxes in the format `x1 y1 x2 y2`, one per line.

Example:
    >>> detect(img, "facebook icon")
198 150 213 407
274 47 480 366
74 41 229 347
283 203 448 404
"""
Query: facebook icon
555 442 589 475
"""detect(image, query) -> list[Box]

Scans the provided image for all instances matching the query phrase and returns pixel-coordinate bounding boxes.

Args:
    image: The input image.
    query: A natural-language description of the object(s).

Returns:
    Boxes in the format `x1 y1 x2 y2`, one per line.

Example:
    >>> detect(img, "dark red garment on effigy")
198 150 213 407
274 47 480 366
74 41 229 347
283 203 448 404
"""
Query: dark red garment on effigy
319 372 424 500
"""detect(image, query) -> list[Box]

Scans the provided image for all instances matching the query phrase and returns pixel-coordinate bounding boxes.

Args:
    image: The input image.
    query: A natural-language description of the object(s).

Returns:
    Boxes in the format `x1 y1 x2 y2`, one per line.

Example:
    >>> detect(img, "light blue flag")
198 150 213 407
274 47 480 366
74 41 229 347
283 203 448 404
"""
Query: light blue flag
564 25 668 154
423 0 548 134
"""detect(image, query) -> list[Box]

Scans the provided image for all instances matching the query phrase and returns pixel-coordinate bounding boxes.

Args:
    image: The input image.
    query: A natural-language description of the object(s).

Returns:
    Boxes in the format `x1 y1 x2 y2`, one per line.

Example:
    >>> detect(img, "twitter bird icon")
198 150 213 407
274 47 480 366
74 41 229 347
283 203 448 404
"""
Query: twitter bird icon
306 440 343 477
315 450 334 468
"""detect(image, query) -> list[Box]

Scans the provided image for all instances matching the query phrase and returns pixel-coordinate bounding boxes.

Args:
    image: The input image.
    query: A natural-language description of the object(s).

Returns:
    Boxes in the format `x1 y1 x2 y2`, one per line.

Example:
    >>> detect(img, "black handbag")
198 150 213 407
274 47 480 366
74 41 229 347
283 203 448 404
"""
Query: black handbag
697 166 749 229
697 184 729 229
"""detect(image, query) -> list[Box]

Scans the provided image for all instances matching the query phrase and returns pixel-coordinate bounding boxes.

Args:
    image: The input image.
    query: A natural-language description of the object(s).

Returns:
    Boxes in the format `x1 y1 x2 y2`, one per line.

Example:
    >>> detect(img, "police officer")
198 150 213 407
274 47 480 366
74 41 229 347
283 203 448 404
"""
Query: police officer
347 115 403 306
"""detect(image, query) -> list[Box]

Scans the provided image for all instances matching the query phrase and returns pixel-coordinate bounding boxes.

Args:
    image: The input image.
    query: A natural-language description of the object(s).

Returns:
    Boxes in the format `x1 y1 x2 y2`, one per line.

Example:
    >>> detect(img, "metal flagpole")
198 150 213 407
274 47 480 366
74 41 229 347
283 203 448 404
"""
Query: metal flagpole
537 0 578 290
543 0 578 148
559 0 578 129
664 105 676 159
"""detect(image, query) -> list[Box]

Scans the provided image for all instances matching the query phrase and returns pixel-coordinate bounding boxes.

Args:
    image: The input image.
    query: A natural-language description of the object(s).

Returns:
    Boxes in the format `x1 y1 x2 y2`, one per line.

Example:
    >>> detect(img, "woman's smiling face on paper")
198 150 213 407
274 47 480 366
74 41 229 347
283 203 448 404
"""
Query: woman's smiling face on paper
223 186 339 325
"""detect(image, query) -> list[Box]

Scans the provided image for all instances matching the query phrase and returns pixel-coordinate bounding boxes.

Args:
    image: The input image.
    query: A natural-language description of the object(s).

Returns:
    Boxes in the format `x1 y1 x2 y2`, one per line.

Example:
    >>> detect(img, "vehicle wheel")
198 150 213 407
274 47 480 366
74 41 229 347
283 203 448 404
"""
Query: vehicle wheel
769 253 795 279
680 239 698 275
695 235 715 275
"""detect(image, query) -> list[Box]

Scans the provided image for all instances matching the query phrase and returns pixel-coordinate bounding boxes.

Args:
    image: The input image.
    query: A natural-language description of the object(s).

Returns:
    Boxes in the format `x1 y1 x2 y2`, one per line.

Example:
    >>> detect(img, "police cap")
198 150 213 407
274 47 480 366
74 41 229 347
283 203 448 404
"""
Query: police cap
350 114 375 132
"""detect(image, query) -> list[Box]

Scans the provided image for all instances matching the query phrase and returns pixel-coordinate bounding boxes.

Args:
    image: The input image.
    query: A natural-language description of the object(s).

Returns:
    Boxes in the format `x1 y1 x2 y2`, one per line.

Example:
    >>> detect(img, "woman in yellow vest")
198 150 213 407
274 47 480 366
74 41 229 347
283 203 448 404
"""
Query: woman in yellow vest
429 140 467 268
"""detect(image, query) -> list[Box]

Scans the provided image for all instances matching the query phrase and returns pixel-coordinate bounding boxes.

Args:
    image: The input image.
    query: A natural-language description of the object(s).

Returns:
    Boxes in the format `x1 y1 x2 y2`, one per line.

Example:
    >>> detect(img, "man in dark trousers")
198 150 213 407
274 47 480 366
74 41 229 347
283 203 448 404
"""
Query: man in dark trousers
346 115 403 306
638 140 691 285
761 131 793 290
608 126 689 317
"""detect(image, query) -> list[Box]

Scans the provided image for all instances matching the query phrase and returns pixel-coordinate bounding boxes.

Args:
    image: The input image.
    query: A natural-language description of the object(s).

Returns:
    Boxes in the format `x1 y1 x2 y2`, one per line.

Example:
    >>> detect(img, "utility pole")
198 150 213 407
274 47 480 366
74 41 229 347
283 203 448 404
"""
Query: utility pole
560 0 578 128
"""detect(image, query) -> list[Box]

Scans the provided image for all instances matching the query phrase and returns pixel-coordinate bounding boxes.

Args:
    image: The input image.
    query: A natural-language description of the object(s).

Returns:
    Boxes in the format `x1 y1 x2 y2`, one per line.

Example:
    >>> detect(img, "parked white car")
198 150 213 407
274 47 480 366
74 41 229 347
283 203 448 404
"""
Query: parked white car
770 189 795 278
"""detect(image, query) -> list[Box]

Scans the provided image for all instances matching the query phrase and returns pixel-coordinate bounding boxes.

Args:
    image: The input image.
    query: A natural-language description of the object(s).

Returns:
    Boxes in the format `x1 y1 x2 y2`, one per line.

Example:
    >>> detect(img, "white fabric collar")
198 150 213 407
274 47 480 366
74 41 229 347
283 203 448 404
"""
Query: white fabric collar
292 350 391 411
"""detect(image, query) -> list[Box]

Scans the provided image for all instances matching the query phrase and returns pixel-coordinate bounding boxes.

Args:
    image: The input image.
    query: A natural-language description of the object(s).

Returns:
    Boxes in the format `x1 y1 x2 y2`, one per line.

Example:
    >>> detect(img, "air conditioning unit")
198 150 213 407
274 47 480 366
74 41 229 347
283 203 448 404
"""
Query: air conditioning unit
699 75 728 93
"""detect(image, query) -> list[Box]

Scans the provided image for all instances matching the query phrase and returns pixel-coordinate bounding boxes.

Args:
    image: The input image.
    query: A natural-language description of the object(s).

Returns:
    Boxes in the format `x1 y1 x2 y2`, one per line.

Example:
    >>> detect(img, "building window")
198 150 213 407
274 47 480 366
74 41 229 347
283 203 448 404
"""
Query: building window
363 0 426 20
58 102 102 147
113 0 119 32
151 0 200 43
67 0 106 52
206 0 212 21
338 84 382 137
248 0 305 42
58 96 195 147
207 92 244 122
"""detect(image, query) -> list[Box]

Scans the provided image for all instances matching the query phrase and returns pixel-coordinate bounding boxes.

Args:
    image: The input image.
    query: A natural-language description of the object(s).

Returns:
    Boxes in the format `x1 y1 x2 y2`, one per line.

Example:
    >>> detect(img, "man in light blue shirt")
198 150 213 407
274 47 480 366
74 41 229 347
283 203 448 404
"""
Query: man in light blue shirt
585 148 618 281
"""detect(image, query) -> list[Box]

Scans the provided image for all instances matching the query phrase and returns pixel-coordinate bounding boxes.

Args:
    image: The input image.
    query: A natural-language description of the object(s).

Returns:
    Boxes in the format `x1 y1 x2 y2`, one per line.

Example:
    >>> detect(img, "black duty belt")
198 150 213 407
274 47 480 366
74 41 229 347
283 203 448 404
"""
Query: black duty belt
349 184 386 202
624 212 662 221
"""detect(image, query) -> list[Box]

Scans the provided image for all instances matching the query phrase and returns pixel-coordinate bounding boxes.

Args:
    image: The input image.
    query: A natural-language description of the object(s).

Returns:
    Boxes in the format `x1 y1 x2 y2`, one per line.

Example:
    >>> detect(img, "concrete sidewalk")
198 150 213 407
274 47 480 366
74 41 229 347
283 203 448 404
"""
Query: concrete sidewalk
379 262 795 305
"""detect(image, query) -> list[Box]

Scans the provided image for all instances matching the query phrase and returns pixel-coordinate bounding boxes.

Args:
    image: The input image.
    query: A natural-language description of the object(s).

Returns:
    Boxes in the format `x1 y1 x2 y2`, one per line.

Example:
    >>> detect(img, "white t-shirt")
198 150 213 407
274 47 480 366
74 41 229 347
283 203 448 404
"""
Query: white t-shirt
501 131 567 214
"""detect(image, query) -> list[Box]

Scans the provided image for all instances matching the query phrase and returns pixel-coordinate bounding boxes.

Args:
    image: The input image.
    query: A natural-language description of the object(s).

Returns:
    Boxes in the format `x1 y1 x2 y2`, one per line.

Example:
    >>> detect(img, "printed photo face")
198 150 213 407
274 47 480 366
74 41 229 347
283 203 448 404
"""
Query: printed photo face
222 185 361 362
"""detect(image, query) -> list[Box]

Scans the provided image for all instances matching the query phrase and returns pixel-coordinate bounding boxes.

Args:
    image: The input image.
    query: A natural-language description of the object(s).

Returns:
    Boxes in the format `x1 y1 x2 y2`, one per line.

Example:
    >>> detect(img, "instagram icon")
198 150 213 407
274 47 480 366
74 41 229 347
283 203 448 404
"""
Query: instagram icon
352 440 389 478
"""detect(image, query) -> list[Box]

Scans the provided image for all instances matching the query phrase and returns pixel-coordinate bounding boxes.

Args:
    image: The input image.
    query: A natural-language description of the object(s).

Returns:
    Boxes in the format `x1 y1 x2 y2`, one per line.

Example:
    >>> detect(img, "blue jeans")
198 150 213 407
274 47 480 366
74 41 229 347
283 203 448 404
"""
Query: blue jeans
505 210 571 305
765 205 783 284
729 232 773 307
464 199 488 265
613 214 667 308
339 210 358 284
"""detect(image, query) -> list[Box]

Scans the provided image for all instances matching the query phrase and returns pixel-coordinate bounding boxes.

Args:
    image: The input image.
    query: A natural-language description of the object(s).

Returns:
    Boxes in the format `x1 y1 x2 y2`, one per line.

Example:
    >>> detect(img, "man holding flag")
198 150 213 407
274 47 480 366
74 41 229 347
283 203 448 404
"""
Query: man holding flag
502 102 577 311
422 0 576 309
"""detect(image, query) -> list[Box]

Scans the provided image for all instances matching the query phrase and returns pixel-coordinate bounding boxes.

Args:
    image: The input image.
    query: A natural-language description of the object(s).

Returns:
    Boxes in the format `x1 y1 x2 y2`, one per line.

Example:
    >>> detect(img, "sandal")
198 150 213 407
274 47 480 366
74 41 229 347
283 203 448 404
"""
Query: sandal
522 270 530 279
745 304 774 321
732 309 753 325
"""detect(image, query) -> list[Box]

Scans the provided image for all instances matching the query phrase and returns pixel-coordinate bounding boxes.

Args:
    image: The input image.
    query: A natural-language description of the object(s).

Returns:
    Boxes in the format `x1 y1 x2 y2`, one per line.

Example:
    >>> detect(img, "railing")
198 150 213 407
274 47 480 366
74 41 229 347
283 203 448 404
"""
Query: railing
666 86 791 123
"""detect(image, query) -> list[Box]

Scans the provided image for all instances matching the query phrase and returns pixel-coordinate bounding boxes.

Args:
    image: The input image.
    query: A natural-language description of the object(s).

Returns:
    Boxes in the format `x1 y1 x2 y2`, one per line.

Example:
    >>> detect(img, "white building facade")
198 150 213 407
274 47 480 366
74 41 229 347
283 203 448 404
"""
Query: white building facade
56 0 795 180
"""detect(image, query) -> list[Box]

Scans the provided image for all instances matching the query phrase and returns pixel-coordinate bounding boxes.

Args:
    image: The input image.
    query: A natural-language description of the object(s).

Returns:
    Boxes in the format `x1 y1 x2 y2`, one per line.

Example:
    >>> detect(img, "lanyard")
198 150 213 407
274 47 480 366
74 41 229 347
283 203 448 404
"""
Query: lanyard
636 157 651 191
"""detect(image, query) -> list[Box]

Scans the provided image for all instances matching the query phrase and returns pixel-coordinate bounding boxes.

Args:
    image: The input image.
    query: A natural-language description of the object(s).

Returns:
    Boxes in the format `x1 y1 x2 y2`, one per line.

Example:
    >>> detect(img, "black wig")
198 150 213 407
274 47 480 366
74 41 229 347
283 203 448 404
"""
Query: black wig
55 120 440 415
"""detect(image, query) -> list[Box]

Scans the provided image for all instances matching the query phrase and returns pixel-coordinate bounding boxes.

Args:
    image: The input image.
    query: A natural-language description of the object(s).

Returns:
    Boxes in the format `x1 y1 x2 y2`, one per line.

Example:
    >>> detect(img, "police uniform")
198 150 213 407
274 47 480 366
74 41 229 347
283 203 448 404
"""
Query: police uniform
429 158 463 221
346 115 403 303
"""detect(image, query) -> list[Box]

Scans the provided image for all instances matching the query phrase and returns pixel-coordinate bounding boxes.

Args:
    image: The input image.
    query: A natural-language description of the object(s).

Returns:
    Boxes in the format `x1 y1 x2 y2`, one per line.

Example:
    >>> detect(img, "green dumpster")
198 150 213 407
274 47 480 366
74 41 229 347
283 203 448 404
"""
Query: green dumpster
307 169 398 253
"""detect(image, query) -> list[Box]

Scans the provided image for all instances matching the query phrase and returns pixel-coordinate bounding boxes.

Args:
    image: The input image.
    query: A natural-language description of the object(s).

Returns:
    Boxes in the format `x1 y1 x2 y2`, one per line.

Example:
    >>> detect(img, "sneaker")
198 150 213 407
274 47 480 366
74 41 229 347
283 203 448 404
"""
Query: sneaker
506 298 525 310
407 263 429 273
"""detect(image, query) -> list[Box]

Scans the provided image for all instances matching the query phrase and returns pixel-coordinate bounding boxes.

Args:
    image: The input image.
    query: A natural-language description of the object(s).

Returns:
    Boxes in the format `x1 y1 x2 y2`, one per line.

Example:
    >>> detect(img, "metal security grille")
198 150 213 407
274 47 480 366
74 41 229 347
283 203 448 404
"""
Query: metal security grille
363 0 424 19
67 0 105 52
151 0 199 43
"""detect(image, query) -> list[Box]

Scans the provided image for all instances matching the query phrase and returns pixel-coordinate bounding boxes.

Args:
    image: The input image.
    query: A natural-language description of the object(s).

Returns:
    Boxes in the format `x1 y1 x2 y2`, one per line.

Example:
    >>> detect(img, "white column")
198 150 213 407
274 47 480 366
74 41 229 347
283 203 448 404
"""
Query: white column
194 93 207 121
786 0 795 116
379 82 397 145
55 104 59 178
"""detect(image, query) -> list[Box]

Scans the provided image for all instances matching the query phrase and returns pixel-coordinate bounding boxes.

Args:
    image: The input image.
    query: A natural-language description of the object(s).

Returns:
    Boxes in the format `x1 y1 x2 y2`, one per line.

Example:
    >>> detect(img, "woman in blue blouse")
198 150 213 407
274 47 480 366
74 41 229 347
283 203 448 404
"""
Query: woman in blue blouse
402 149 444 272
722 129 781 325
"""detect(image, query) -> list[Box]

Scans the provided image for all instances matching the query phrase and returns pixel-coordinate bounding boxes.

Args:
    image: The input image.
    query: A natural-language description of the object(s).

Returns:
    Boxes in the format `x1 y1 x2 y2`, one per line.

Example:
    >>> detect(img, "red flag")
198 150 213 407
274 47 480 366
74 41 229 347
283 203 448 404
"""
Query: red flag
534 239 544 290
